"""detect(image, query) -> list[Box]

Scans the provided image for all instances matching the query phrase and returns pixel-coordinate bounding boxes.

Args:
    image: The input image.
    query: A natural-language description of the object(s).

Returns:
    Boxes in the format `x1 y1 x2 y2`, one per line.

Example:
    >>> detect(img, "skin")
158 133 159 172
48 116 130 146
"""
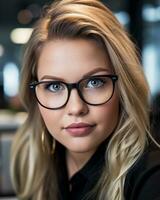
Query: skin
37 38 119 177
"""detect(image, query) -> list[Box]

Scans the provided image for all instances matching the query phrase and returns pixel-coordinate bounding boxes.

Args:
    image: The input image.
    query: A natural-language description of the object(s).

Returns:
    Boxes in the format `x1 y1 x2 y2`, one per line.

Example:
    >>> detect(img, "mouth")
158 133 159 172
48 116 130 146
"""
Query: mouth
64 123 96 137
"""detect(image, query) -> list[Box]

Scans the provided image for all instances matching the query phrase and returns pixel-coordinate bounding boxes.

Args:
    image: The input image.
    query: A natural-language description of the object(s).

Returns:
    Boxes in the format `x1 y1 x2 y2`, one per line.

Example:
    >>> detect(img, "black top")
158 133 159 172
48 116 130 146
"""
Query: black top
56 142 160 200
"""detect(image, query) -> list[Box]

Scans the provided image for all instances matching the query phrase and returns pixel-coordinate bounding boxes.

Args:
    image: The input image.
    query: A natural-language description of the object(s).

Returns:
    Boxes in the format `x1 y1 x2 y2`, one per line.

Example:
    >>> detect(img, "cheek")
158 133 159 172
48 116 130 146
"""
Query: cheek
94 96 119 133
38 106 61 132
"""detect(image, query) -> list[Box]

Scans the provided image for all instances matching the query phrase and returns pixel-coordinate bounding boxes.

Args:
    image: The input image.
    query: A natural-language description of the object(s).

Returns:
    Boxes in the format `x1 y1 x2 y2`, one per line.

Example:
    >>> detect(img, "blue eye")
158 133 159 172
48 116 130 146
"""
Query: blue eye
45 82 65 92
87 78 105 88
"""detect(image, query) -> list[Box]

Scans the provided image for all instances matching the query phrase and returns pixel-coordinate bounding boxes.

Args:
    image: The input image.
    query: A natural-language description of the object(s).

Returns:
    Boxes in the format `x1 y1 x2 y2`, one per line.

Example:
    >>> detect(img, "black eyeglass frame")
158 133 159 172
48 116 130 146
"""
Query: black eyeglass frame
29 74 118 110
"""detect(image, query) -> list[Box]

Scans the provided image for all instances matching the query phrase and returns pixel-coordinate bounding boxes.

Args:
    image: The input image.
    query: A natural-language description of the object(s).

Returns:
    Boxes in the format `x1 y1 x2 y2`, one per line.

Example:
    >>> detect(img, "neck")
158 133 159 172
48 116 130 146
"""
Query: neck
66 149 96 179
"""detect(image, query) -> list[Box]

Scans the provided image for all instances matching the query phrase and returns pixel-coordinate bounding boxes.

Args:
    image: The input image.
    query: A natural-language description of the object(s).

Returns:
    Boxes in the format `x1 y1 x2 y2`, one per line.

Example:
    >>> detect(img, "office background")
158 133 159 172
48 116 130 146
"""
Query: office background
0 0 160 199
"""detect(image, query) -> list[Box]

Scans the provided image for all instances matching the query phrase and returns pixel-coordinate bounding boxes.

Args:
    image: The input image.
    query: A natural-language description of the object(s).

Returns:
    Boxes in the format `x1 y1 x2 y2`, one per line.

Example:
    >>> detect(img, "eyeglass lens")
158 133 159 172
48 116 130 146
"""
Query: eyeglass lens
34 76 116 109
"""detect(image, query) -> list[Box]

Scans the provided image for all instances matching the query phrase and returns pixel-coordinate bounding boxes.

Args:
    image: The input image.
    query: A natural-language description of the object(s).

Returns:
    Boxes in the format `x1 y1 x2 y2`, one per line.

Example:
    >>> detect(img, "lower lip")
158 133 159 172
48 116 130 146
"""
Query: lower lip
65 126 95 137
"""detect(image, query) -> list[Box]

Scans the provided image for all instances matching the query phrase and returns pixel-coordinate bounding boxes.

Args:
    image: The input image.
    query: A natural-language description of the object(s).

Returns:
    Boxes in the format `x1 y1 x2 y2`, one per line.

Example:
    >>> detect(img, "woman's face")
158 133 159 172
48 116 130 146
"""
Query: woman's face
37 38 119 154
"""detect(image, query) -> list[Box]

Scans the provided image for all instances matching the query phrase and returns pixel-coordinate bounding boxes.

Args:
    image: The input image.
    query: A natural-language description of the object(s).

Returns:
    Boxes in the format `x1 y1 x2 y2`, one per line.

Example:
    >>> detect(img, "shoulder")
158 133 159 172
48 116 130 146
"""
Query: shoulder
124 143 160 200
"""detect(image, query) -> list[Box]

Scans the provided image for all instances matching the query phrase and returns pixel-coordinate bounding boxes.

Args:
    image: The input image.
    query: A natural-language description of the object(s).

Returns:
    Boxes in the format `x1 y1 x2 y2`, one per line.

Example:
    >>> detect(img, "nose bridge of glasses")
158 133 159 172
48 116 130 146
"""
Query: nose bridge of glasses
67 82 83 101
67 82 81 94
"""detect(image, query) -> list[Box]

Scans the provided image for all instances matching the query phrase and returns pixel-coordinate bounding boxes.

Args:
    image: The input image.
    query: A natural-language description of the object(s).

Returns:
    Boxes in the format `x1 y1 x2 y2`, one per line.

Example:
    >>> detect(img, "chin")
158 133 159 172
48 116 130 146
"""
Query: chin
65 141 98 154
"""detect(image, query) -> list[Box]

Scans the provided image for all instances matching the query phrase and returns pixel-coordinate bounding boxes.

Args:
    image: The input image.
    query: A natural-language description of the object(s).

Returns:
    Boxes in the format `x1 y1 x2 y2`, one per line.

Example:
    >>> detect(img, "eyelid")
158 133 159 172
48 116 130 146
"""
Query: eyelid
88 75 106 78
85 74 110 79
44 81 65 90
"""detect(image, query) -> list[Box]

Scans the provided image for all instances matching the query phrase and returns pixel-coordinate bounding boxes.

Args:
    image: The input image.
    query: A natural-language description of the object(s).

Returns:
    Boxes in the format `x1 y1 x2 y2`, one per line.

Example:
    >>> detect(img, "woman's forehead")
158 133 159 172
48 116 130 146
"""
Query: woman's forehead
37 39 113 81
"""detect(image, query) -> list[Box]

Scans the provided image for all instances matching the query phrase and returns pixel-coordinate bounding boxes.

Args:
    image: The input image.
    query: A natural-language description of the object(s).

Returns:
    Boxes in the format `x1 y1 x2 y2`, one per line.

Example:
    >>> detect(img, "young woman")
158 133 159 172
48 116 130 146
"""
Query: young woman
10 0 160 199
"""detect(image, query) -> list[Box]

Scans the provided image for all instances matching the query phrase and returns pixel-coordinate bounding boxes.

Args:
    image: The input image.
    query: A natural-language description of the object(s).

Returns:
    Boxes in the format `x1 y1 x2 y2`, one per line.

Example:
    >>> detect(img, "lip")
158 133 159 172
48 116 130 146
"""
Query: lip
64 123 96 137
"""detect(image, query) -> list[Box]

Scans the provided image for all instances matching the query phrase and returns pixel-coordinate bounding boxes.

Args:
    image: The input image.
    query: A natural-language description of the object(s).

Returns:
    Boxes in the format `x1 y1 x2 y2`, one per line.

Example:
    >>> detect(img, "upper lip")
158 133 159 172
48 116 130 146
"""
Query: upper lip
65 122 95 129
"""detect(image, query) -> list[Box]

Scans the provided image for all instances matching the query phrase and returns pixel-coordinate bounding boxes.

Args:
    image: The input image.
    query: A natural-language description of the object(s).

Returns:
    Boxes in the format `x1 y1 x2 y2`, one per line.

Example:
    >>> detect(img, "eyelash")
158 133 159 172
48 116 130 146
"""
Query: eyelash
86 78 105 88
44 82 65 92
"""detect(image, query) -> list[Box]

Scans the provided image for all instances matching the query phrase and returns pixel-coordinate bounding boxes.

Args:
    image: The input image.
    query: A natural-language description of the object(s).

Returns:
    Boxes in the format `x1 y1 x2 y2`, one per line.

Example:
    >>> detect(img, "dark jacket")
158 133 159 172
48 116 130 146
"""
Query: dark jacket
57 141 160 200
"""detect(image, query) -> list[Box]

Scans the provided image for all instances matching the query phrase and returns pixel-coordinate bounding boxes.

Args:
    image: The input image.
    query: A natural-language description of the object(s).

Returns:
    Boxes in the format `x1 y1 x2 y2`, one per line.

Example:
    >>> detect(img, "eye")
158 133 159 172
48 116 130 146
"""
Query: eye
86 78 105 88
44 82 65 92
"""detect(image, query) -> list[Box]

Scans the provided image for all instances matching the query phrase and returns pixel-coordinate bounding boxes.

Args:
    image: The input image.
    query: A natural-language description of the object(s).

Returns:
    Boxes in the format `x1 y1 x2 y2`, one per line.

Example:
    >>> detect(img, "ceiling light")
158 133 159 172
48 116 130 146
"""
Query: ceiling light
10 28 33 44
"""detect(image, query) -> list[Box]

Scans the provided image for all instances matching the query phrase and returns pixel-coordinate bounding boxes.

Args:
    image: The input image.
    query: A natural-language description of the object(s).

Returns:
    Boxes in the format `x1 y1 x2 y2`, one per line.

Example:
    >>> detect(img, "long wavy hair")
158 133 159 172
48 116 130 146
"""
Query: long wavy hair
10 0 151 199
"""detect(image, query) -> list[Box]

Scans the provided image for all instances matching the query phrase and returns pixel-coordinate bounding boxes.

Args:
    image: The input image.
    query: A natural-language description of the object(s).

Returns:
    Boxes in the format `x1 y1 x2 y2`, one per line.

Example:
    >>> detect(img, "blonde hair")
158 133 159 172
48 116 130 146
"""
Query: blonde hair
11 0 151 199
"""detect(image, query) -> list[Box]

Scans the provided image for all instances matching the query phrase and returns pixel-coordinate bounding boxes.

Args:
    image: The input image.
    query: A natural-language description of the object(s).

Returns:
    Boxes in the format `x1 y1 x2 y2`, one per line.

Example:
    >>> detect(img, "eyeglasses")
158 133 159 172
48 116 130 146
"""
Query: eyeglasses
29 74 118 110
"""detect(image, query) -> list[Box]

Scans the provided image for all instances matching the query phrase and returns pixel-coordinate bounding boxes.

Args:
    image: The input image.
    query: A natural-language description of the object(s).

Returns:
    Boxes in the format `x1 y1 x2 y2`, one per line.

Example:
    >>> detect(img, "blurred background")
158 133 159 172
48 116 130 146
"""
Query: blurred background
0 0 160 199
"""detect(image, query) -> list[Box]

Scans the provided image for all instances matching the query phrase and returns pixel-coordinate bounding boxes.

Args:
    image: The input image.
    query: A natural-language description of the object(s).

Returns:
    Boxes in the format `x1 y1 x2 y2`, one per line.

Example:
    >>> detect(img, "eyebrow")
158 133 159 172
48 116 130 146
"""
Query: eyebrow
40 67 112 81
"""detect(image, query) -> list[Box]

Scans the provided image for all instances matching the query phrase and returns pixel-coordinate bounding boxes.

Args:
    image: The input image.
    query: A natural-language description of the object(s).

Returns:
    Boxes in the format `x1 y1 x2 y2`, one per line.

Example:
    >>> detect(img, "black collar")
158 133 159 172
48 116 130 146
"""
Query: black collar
55 140 108 200
69 142 106 184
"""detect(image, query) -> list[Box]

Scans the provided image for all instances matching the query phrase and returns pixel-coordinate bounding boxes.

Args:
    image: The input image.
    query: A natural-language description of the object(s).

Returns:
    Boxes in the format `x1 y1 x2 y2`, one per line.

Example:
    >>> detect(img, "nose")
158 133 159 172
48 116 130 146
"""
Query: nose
66 89 89 116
